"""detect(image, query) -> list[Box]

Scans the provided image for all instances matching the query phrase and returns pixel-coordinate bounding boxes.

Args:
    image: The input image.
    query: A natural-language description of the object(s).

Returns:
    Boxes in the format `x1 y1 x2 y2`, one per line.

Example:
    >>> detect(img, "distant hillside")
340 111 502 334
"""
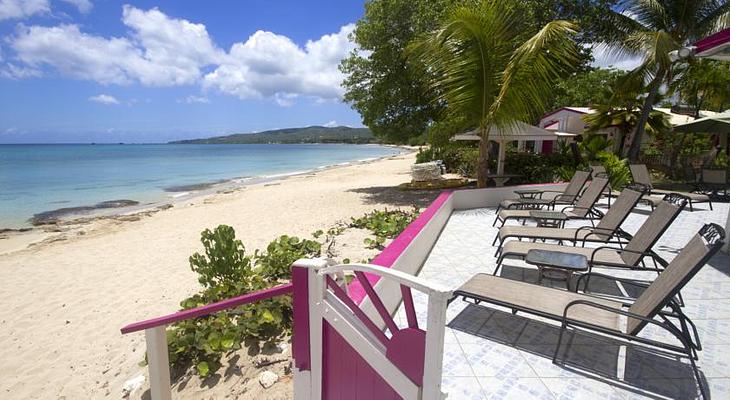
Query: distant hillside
170 126 376 144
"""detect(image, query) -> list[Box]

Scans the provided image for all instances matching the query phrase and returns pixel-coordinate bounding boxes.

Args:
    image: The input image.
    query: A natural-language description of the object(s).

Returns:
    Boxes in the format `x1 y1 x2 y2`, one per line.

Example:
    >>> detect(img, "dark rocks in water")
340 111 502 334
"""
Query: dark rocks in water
164 180 226 192
30 199 140 226
0 227 33 234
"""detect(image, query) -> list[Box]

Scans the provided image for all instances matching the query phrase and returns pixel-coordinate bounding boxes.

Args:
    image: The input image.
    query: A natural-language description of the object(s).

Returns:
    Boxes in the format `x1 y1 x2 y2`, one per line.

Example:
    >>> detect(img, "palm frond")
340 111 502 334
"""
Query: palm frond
492 20 579 131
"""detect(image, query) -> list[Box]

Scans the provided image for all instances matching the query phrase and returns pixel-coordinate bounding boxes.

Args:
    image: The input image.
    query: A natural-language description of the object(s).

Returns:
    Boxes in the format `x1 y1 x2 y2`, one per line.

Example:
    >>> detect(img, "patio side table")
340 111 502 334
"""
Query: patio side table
529 210 568 228
514 189 543 199
525 249 588 291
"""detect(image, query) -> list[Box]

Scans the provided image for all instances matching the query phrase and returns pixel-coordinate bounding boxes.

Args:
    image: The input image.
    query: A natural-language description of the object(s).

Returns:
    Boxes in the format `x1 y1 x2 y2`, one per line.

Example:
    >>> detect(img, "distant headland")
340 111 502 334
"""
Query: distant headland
169 126 376 144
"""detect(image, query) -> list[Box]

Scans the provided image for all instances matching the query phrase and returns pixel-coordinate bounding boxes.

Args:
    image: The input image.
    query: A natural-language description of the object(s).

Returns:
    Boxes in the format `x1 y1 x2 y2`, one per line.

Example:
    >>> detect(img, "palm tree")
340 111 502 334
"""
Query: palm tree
409 0 579 188
584 103 672 151
599 0 730 161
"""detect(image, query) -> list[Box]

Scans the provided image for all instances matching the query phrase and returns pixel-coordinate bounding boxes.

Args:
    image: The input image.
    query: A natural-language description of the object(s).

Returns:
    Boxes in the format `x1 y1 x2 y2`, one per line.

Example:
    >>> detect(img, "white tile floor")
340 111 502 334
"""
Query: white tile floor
397 200 730 399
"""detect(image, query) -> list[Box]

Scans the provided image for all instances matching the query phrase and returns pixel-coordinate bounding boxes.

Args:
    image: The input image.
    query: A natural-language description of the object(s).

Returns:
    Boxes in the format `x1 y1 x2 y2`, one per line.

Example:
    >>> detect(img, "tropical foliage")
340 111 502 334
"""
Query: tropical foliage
596 0 730 161
167 226 321 378
409 0 579 187
340 0 618 144
350 207 421 249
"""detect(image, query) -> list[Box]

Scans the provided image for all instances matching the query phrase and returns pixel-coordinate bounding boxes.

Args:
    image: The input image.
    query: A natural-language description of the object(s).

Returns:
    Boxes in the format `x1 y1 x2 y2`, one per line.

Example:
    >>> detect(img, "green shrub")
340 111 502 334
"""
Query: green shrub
596 151 631 189
503 151 577 184
167 225 321 378
350 207 420 249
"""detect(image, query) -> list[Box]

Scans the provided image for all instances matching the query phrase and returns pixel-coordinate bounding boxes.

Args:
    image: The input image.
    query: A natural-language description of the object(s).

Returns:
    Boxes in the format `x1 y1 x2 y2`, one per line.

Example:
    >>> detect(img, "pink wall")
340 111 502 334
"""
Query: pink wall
322 321 402 400
347 191 453 304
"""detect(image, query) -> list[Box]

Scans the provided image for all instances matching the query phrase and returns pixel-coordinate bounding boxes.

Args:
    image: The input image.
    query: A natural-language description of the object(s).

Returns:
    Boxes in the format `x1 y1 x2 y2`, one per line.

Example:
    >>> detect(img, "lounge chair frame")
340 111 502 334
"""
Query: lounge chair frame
492 177 609 227
495 170 591 212
453 223 725 399
493 193 689 276
492 185 647 257
630 164 713 211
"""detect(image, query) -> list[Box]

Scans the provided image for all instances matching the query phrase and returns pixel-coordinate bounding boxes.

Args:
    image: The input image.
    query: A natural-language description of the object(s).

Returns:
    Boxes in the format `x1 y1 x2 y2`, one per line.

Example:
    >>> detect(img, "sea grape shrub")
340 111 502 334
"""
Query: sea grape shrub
189 225 254 288
351 207 420 249
167 225 321 377
255 235 322 282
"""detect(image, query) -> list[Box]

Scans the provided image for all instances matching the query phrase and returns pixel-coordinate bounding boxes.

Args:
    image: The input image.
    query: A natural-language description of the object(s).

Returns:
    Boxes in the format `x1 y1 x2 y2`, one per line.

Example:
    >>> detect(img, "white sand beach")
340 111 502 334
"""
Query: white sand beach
0 152 428 399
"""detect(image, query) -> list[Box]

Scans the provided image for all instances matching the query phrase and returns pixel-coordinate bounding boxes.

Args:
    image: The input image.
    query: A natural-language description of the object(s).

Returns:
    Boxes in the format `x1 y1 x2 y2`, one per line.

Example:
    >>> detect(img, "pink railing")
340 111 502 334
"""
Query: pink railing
120 283 293 334
120 283 293 400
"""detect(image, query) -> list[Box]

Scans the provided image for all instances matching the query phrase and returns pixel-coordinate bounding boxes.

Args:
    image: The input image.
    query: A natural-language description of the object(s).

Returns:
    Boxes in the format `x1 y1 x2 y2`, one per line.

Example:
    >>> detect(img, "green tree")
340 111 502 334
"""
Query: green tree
672 59 730 116
548 68 626 110
341 0 618 143
410 0 579 188
339 0 455 143
598 0 729 161
584 103 672 152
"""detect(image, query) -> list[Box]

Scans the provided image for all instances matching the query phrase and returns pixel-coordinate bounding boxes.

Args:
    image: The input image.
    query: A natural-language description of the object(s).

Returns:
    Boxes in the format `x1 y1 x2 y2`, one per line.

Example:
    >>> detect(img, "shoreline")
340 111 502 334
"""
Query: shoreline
0 146 416 255
0 150 424 399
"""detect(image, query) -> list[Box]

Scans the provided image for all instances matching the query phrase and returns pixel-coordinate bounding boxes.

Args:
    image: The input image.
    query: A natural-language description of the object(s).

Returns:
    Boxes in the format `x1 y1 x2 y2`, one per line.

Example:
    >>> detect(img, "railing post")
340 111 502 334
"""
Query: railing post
145 326 172 400
422 291 450 400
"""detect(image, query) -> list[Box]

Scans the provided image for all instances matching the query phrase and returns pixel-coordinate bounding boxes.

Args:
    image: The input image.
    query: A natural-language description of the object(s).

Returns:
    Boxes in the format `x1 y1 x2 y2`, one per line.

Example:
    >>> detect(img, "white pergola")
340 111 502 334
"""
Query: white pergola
451 121 567 175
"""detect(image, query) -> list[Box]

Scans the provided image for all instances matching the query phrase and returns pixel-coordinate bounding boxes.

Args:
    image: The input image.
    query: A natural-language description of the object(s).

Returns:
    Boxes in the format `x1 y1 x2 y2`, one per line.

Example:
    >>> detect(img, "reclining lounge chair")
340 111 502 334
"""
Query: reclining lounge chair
493 193 689 276
493 176 609 227
630 164 712 211
453 223 726 399
496 170 591 212
493 186 645 256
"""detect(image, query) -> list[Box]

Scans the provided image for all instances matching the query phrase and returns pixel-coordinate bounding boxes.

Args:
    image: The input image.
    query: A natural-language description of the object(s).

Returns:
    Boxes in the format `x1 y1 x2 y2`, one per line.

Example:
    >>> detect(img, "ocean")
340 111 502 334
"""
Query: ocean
0 143 402 228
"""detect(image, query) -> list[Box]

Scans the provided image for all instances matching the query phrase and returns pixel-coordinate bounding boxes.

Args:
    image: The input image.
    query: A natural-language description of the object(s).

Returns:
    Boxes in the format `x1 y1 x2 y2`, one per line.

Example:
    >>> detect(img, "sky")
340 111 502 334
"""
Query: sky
0 0 640 144
0 0 367 143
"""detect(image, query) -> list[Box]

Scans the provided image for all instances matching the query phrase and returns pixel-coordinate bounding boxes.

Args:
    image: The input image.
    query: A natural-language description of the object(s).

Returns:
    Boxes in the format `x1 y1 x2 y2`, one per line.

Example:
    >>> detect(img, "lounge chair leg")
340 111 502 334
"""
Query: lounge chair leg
492 235 500 246
493 257 504 276
688 346 708 399
689 200 694 212
708 200 713 211
552 323 568 364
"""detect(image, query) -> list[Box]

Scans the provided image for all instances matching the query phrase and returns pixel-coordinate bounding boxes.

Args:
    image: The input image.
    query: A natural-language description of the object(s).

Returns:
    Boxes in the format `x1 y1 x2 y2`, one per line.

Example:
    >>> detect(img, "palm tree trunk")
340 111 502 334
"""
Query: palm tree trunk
476 126 491 188
626 68 666 162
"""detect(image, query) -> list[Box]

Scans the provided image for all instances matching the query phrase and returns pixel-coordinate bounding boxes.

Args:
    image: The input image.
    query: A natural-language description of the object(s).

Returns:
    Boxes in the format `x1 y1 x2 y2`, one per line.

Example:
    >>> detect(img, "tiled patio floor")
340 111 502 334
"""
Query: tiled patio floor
398 200 730 399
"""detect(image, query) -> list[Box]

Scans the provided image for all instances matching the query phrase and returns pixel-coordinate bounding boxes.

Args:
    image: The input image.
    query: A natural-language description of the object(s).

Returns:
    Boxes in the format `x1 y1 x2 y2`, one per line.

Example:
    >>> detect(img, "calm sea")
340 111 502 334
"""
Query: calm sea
0 144 402 228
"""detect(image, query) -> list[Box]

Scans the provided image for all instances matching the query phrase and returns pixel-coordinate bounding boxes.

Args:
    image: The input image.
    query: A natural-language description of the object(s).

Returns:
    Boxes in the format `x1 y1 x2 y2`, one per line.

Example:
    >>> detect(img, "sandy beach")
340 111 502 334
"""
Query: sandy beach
0 151 433 399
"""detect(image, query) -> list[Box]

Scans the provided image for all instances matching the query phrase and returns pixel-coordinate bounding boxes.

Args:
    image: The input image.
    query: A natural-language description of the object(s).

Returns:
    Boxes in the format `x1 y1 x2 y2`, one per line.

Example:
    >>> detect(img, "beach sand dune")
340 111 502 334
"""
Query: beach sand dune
0 152 427 399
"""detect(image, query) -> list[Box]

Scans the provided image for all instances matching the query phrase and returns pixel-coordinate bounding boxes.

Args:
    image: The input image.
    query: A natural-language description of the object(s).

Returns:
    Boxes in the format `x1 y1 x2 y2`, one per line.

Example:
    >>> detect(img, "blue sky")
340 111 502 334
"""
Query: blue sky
0 0 367 143
0 1 639 144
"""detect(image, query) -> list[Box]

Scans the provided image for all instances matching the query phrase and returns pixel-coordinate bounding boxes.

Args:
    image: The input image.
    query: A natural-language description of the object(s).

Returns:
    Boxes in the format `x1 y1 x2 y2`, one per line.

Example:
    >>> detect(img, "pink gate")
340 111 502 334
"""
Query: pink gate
291 260 452 400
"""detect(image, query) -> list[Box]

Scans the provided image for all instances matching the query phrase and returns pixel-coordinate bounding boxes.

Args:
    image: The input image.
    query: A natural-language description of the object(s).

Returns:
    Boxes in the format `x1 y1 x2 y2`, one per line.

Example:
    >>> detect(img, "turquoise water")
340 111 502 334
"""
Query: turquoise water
0 144 401 228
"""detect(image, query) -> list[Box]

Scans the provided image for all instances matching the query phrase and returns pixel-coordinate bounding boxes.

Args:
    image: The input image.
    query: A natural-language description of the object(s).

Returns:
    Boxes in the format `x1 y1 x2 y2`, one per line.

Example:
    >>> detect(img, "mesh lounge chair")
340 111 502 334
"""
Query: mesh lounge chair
630 164 712 211
590 164 615 207
496 170 591 212
493 177 609 227
493 193 689 277
453 223 726 399
492 185 645 257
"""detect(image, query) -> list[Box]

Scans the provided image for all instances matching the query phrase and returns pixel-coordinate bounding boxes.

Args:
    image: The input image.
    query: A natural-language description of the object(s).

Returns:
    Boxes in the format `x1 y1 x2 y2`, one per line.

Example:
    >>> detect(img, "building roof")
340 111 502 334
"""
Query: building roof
541 106 721 127
452 121 561 141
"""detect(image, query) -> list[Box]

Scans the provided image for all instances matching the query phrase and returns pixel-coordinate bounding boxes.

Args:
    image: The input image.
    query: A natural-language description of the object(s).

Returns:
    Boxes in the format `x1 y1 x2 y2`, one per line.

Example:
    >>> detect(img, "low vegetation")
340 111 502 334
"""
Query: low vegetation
166 206 421 378
167 226 321 378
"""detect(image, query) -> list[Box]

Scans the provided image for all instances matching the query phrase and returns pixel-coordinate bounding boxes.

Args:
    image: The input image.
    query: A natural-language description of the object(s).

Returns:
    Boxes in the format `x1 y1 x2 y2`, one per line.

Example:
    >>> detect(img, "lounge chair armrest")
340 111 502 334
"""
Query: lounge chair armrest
588 246 667 269
573 226 616 243
562 300 688 344
575 272 652 297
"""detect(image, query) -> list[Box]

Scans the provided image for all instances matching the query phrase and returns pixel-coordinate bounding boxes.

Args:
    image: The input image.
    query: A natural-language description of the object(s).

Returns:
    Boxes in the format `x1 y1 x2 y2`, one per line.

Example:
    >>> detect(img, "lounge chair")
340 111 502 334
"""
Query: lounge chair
492 177 609 227
493 193 689 276
496 170 591 212
453 223 726 399
492 185 645 256
630 164 712 211
590 164 616 207
699 169 728 198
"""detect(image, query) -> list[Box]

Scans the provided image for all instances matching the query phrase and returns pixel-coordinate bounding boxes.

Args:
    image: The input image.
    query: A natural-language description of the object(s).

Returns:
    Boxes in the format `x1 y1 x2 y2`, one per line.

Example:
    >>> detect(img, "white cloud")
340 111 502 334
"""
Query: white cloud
589 44 644 71
323 120 337 127
60 0 92 14
3 6 357 105
178 95 210 104
8 6 224 86
0 0 49 21
0 62 41 79
203 24 356 104
89 94 119 104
